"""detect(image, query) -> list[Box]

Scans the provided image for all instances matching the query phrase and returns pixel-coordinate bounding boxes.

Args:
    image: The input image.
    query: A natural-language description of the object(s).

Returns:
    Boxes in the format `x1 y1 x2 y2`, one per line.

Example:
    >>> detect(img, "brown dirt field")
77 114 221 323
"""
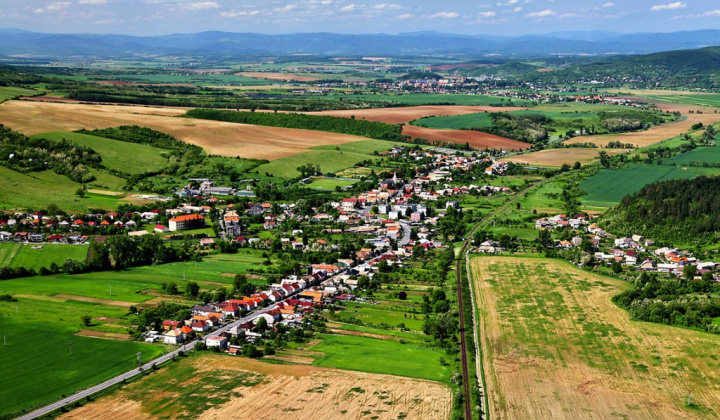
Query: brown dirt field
566 102 720 148
472 256 720 420
505 147 629 166
60 355 451 420
87 189 124 196
0 100 375 160
54 294 136 308
402 125 530 151
75 330 130 341
237 71 322 82
305 105 527 124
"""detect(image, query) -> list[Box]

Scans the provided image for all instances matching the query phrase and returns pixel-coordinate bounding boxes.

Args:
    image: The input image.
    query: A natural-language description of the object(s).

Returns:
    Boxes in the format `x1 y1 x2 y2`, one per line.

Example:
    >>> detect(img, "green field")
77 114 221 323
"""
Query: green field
32 132 169 175
644 93 720 108
0 306 162 417
307 178 357 190
0 166 128 212
413 112 494 129
580 164 720 207
311 334 450 383
665 143 720 166
0 86 40 102
328 93 534 106
0 243 89 271
256 139 400 178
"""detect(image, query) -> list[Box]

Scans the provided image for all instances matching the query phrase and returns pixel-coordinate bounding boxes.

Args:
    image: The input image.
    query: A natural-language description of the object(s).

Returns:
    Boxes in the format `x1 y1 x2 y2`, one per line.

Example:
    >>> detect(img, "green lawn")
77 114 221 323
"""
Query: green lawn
256 139 399 178
32 131 169 175
0 243 89 271
311 334 451 383
665 143 720 166
643 93 720 108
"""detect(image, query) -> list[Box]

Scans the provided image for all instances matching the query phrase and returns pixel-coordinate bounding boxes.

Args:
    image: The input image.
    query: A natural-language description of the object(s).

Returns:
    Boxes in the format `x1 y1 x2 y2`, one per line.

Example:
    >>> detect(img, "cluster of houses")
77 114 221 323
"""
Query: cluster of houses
534 214 718 280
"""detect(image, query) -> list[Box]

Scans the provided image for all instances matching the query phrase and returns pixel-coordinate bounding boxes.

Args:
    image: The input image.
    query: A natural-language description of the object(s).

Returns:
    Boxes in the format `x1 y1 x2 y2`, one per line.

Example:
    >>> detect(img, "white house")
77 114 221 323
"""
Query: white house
163 329 184 345
206 335 228 348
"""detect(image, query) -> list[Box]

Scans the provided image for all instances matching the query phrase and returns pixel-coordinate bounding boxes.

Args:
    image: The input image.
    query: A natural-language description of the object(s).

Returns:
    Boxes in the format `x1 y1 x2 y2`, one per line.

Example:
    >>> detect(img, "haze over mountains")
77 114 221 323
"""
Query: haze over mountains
2 28 720 58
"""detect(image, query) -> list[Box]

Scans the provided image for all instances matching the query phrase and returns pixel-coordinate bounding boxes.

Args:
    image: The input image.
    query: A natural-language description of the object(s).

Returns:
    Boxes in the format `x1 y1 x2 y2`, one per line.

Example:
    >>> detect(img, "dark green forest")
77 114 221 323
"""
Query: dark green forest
603 176 720 243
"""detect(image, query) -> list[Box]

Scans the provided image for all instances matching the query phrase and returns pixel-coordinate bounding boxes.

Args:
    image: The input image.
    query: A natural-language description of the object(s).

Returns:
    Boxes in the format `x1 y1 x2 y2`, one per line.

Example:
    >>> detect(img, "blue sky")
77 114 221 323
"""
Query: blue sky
2 0 720 36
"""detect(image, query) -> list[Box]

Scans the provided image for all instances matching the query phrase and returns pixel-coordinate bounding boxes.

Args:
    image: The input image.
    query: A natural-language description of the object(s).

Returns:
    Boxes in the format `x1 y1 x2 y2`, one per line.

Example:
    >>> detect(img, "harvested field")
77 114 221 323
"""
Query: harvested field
75 330 130 341
566 102 720 148
236 71 322 82
59 355 451 420
54 294 137 308
505 148 628 166
472 256 720 420
402 125 530 151
306 105 527 124
0 101 375 160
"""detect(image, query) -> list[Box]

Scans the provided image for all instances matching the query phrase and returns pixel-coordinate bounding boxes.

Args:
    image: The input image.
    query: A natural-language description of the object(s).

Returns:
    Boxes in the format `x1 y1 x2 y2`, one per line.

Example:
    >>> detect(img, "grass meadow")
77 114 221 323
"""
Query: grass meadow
32 131 169 175
311 334 451 383
256 139 400 178
0 86 39 103
0 243 89 271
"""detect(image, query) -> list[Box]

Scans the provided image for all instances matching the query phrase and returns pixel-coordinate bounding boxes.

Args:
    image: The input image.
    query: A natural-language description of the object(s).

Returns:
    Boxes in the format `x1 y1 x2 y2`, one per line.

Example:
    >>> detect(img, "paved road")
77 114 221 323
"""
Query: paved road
398 221 411 247
15 296 294 420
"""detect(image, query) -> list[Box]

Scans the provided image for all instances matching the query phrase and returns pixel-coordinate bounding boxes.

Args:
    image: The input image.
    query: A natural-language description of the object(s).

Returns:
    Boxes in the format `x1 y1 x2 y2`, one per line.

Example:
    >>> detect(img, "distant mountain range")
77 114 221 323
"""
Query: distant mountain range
2 29 720 58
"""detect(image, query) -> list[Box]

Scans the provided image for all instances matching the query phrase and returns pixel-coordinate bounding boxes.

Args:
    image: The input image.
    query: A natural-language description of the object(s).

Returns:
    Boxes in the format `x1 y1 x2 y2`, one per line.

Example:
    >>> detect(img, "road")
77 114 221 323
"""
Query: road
15 297 292 420
398 221 411 247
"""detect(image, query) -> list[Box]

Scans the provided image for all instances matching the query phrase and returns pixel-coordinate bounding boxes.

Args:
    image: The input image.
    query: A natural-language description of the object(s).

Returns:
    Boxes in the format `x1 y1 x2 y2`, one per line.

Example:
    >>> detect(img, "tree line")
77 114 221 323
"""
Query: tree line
185 109 407 142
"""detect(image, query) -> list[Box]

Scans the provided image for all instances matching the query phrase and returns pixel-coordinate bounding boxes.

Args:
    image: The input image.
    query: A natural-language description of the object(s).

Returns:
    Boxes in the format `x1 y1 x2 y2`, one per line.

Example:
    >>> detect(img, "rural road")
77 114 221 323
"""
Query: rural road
15 296 295 420
398 221 411 247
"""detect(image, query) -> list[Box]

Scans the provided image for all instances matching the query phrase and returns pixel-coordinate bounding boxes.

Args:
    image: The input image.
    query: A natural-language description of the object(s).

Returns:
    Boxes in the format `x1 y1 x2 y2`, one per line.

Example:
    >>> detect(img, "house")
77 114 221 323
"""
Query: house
206 334 228 348
163 329 184 344
168 213 205 231
191 320 209 332
154 225 168 233
256 308 282 326
200 238 215 247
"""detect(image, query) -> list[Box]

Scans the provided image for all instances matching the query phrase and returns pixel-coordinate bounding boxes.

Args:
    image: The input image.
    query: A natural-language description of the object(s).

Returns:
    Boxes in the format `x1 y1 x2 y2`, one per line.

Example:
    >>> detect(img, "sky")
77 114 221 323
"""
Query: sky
1 0 720 36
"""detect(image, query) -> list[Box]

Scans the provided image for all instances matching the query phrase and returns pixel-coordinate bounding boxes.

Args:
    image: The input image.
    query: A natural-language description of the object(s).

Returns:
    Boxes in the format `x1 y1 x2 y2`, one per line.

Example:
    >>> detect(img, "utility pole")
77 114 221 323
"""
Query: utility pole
137 352 142 365
687 391 692 406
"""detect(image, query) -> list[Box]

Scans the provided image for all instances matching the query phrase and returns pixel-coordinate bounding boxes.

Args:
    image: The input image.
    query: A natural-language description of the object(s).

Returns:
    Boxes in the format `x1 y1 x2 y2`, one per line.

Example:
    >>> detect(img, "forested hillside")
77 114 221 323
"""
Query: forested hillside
602 176 720 244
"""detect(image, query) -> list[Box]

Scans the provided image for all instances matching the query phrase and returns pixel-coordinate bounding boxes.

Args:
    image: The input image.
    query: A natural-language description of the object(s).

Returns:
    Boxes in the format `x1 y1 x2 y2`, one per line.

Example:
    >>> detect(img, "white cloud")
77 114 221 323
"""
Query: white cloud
703 9 720 16
374 3 402 10
221 10 262 18
395 13 414 19
478 11 496 17
274 4 297 12
79 0 107 4
601 2 614 7
650 2 687 11
33 1 71 13
185 2 220 10
525 9 556 18
559 13 578 18
340 4 356 11
429 11 459 18
512 6 522 12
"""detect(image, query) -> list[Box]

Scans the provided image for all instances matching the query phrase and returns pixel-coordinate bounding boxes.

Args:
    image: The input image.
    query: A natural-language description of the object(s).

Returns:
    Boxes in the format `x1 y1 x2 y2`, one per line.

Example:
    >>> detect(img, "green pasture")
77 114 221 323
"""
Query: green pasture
643 93 720 108
307 178 357 190
311 334 451 383
0 243 89 271
32 131 169 175
256 139 399 178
